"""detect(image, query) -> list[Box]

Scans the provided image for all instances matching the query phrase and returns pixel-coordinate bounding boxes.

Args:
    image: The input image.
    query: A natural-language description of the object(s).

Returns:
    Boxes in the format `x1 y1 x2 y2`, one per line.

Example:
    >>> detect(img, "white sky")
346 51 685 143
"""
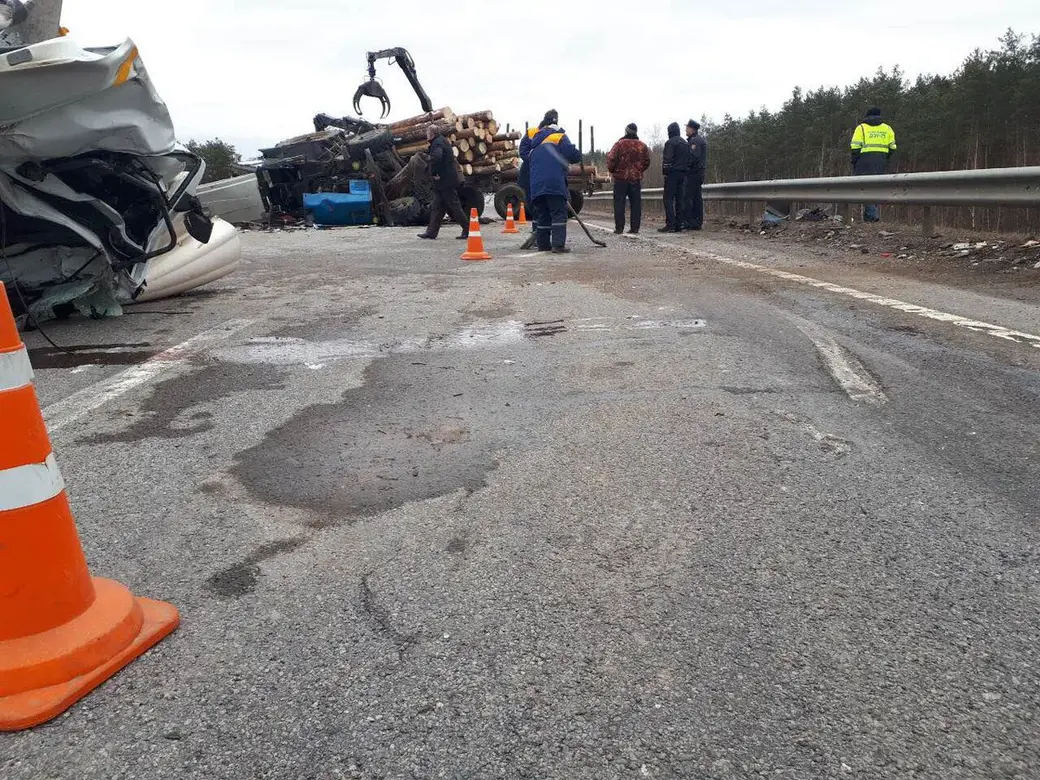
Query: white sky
62 0 1038 157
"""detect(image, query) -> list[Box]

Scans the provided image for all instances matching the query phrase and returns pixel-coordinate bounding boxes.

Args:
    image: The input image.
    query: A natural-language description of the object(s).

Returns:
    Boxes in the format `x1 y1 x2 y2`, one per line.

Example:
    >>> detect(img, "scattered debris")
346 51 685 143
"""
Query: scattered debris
795 207 831 222
711 214 1040 275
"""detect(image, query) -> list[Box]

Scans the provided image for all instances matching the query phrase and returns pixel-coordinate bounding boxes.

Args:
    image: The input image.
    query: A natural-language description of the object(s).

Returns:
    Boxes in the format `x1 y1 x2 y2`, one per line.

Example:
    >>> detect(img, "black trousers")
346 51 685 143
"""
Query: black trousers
613 181 642 233
683 171 704 230
663 172 685 230
427 187 468 238
533 194 569 250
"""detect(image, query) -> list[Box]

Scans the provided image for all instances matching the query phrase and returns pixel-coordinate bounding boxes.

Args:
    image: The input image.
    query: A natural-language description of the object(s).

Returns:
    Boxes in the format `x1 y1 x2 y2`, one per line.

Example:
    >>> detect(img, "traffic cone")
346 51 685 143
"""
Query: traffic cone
502 203 520 234
460 208 491 262
518 202 528 226
0 288 179 731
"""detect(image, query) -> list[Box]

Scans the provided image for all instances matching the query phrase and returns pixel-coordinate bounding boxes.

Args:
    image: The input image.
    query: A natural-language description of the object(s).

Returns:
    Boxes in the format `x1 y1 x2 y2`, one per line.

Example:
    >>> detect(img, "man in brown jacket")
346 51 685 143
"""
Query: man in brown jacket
606 123 651 234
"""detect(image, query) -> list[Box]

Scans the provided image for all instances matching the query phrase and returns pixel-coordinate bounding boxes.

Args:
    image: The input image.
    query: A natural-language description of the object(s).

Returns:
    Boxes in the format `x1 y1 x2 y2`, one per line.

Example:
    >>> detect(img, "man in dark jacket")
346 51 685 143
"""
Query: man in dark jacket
418 125 468 240
660 122 690 232
683 119 708 231
850 107 897 222
528 109 582 253
606 123 651 234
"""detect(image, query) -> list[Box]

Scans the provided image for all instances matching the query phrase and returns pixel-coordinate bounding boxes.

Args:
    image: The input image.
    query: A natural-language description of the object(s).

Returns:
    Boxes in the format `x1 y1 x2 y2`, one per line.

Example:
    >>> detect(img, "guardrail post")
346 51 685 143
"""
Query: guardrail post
837 203 851 224
921 206 936 237
746 200 758 226
789 201 798 221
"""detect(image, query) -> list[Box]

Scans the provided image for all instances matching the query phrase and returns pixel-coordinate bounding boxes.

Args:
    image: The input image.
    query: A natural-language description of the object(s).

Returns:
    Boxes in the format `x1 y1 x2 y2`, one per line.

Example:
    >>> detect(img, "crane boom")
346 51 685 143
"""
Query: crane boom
353 47 433 118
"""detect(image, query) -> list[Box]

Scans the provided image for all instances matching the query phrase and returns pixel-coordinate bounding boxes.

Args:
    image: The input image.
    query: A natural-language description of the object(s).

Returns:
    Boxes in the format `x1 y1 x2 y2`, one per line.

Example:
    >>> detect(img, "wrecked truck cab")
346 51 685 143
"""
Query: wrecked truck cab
0 36 240 323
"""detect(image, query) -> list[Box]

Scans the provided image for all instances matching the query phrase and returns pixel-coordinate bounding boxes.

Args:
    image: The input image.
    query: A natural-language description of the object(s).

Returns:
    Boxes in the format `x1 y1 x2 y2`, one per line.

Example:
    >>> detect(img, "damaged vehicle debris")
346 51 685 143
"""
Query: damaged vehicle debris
0 36 241 323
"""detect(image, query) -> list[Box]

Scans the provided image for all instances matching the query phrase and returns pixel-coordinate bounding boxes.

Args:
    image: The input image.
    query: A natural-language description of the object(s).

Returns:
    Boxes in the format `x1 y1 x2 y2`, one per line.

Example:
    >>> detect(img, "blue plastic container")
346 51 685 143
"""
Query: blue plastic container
303 181 373 226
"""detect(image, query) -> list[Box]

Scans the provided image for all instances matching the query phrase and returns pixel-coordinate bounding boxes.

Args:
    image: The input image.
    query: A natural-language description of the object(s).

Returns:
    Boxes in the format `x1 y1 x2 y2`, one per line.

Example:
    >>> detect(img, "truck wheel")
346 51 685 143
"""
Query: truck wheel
494 184 526 220
569 189 585 215
458 186 485 220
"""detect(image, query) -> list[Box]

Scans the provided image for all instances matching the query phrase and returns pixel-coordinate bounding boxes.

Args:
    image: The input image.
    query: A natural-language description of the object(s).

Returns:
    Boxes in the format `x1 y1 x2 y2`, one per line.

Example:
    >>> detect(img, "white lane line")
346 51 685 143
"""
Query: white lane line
42 318 255 433
798 326 887 406
588 223 1040 350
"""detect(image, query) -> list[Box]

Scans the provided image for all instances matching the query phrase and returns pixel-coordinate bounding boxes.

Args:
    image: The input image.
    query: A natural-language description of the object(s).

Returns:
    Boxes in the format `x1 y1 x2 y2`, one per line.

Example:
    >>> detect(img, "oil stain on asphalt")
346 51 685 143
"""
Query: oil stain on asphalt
83 362 286 444
231 351 540 527
208 539 307 598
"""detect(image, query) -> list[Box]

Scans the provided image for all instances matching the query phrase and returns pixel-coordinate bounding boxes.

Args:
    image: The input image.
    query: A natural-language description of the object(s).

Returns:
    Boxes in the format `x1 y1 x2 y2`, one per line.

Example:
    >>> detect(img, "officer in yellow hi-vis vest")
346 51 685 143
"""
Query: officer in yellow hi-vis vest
850 106 897 222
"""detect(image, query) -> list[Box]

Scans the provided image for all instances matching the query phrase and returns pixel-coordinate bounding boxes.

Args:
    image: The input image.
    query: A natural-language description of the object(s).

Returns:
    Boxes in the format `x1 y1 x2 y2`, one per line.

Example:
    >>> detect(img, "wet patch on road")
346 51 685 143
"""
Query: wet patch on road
28 342 156 369
721 386 783 396
207 538 307 598
231 352 532 525
465 301 518 319
82 362 286 444
270 306 380 340
446 536 468 554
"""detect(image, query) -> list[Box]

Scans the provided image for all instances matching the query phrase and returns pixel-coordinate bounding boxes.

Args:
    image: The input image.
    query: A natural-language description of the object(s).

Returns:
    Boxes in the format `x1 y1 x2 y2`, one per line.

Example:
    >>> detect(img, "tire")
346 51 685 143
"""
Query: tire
388 196 423 226
494 184 526 220
569 189 585 215
458 185 485 218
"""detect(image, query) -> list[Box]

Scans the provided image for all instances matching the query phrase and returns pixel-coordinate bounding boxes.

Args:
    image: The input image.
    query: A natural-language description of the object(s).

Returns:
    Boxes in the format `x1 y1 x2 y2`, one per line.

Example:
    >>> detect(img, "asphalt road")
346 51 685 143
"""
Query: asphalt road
3 219 1040 779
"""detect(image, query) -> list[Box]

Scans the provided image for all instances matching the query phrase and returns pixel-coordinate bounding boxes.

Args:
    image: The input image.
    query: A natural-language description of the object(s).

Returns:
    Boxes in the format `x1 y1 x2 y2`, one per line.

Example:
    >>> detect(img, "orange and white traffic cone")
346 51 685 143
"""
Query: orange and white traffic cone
502 203 520 234
460 208 491 262
0 288 179 731
518 202 528 226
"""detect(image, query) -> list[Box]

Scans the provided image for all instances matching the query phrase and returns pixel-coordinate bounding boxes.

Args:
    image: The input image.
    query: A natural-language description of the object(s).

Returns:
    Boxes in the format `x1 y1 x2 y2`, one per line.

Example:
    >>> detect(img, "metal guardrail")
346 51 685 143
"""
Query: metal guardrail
587 167 1040 206
585 166 1040 234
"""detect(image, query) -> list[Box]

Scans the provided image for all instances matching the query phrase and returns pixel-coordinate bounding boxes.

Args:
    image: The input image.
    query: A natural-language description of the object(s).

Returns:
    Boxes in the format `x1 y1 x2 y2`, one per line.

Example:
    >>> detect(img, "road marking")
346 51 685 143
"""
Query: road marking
797 325 887 406
588 223 1040 350
42 319 254 433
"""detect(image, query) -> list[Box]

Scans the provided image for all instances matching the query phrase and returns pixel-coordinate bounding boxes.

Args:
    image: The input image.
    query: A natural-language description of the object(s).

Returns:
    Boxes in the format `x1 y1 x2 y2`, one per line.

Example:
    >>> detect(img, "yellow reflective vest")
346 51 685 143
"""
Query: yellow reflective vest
850 122 897 155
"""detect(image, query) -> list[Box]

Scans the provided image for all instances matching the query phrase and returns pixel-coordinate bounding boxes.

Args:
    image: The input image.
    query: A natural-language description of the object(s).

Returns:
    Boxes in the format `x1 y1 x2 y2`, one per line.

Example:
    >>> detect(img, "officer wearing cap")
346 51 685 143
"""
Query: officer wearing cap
684 119 707 231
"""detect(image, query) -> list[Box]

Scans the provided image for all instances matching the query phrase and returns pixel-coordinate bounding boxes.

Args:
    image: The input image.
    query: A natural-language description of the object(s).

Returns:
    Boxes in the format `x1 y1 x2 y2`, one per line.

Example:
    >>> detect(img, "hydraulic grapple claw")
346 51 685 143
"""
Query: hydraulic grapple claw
352 79 391 118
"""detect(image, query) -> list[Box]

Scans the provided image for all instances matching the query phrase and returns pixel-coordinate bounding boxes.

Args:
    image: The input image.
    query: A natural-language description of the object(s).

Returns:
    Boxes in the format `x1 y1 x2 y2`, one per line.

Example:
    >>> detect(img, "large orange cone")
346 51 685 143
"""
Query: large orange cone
0 289 179 731
460 208 491 261
502 203 520 234
517 202 528 226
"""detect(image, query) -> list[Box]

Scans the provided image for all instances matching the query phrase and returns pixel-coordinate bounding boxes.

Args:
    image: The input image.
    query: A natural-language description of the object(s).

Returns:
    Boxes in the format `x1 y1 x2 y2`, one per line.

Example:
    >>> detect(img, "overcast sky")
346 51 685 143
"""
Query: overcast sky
63 0 1037 157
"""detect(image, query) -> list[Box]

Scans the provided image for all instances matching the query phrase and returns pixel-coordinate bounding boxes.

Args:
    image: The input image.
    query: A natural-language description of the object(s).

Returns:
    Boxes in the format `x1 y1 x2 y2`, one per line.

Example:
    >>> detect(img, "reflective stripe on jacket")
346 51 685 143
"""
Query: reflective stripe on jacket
850 122 897 154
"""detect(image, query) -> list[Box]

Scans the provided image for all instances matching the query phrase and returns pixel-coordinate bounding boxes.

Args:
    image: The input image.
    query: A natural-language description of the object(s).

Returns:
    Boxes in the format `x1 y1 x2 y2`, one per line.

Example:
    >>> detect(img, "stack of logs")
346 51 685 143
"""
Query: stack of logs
387 106 608 186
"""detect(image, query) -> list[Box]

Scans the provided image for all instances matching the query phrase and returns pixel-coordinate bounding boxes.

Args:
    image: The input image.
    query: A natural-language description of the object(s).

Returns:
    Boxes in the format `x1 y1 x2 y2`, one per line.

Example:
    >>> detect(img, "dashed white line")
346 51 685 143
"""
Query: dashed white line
588 223 1040 350
42 318 255 433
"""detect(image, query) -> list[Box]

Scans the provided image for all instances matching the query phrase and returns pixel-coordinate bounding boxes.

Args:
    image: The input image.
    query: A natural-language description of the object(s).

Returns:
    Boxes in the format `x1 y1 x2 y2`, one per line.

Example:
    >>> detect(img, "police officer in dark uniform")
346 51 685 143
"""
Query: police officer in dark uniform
683 119 708 231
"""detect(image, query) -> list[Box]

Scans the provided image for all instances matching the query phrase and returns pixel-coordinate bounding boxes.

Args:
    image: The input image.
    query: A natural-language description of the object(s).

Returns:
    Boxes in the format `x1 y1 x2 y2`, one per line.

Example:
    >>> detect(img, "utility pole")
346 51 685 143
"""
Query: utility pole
0 0 63 48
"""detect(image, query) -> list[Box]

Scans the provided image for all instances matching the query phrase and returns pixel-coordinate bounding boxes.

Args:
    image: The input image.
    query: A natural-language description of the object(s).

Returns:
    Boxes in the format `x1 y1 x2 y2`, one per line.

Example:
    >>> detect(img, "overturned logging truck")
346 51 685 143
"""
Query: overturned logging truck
254 107 609 227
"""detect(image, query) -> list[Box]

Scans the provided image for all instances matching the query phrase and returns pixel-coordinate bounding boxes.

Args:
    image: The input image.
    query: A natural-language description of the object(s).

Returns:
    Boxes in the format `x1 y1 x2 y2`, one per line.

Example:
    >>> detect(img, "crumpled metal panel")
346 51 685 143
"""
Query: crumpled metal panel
0 38 176 162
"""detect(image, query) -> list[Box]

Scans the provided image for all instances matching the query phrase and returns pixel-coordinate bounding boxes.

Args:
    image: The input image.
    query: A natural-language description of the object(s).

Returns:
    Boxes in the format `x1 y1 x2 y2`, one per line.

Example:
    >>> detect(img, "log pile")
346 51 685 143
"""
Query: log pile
389 106 523 181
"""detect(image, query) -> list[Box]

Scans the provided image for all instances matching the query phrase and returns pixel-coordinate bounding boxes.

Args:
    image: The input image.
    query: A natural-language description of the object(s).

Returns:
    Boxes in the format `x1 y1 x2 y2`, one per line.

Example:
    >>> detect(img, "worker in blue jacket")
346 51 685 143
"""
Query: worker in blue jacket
527 109 582 253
